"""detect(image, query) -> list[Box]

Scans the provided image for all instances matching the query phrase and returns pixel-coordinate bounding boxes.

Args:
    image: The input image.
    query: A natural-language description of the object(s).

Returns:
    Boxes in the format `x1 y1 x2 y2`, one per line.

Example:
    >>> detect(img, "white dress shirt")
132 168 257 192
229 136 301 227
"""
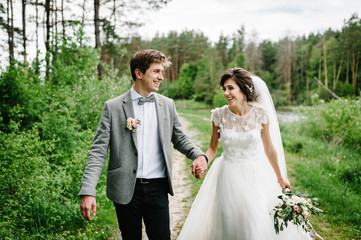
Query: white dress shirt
130 87 167 179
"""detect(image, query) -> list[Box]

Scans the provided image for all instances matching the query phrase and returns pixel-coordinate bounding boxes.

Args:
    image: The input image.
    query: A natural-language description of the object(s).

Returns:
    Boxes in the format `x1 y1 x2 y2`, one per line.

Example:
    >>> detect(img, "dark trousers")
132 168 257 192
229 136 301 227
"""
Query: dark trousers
114 178 170 240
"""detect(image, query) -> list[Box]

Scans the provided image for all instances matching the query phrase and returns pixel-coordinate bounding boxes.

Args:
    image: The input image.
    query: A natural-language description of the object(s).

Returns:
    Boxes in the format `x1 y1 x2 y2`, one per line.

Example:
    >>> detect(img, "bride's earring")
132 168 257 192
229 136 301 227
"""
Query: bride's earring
244 96 247 102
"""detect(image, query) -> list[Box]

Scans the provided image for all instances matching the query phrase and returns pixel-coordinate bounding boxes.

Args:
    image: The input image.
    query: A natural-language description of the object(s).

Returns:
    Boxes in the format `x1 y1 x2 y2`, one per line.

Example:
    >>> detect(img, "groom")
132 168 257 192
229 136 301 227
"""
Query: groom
79 49 208 240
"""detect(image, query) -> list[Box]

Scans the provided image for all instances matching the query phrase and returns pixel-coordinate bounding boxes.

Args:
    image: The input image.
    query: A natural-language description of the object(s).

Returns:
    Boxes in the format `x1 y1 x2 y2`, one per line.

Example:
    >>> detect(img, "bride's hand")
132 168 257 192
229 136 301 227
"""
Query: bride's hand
278 178 291 192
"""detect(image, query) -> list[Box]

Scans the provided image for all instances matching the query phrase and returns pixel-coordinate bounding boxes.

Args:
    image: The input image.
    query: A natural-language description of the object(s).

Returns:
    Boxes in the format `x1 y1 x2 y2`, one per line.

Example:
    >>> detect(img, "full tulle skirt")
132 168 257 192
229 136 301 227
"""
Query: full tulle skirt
178 154 311 240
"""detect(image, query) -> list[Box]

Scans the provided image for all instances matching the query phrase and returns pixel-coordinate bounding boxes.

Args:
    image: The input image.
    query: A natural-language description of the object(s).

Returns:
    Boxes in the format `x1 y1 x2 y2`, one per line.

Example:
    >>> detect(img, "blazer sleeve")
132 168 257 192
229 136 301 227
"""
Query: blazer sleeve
78 102 111 197
170 100 204 160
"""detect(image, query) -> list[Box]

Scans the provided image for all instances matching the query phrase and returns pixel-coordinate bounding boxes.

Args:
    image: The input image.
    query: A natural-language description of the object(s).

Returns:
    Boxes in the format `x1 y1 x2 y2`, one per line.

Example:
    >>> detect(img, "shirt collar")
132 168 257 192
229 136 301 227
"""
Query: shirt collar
130 86 141 101
130 86 154 101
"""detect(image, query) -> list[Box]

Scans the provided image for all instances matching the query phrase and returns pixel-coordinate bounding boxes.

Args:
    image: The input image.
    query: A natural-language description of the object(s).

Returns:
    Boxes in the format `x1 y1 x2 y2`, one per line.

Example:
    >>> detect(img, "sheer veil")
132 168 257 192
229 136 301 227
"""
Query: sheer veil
249 76 287 179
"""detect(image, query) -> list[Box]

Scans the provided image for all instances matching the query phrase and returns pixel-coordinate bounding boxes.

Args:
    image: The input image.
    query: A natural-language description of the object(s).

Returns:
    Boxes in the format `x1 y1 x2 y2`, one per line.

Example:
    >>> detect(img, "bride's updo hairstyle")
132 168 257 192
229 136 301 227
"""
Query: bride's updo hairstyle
220 68 256 102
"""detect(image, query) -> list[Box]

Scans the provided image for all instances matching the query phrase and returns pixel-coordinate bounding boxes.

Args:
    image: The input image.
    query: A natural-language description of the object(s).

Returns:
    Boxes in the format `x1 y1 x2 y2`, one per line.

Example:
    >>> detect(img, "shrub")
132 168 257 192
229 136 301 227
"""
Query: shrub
178 63 198 99
0 114 83 239
212 88 228 108
299 97 361 150
0 26 129 239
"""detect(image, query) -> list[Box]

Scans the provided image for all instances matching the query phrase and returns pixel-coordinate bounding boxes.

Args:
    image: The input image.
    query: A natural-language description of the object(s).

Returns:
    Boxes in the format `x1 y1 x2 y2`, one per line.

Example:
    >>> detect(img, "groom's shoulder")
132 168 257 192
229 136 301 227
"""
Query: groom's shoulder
155 93 174 105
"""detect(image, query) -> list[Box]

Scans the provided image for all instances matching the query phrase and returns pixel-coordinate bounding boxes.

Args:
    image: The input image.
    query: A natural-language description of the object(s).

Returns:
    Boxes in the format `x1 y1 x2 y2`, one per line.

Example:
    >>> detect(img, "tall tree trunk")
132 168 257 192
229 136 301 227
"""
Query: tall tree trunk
7 0 15 64
333 56 336 91
7 0 10 63
351 48 356 90
336 55 344 87
22 0 27 65
113 0 116 26
318 46 322 86
346 55 349 84
287 61 292 104
61 0 65 40
306 69 309 93
94 0 104 80
210 55 214 90
301 47 304 89
333 44 336 92
80 0 87 45
355 49 361 89
45 0 51 80
35 0 39 74
54 0 58 58
323 37 328 89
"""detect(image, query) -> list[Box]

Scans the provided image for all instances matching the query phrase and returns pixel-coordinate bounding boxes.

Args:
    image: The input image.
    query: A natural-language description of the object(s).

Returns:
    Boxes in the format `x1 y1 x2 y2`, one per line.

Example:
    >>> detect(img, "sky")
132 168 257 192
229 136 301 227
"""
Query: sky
1 0 360 69
138 0 361 43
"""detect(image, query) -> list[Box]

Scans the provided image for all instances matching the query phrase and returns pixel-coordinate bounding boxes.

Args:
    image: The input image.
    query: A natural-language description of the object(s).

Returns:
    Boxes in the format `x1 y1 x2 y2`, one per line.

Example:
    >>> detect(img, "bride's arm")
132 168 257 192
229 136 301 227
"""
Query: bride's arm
261 122 291 191
205 122 220 164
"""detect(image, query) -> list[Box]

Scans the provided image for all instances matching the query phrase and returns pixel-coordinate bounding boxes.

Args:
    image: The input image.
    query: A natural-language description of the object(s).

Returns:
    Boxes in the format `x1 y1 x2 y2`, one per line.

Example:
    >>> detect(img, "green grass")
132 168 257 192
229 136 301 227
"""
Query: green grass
282 123 361 240
177 108 216 199
177 101 361 240
175 99 211 110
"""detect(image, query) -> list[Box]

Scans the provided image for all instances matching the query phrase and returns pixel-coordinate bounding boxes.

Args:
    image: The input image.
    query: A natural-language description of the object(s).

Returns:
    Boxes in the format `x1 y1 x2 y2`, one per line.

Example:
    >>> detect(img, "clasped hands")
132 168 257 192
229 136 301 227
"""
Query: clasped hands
191 155 208 179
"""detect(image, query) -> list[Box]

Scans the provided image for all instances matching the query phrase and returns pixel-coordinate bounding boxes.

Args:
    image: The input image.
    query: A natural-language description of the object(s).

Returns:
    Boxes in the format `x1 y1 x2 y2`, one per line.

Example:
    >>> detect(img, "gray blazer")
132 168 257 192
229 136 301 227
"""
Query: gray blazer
78 90 204 204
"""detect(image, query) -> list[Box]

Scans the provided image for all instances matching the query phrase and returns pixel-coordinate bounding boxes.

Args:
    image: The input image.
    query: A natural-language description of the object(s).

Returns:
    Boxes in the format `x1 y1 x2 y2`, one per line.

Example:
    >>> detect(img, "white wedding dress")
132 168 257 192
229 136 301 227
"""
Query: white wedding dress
178 105 312 240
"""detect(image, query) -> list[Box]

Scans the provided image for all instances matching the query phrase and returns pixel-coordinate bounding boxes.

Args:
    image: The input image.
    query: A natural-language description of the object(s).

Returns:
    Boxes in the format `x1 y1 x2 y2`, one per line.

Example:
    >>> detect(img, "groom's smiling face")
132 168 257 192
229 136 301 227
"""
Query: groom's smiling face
135 62 164 96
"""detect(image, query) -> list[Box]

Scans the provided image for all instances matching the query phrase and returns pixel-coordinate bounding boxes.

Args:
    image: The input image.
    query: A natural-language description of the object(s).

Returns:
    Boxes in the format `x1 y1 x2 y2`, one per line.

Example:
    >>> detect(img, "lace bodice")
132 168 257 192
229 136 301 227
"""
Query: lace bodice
211 105 268 162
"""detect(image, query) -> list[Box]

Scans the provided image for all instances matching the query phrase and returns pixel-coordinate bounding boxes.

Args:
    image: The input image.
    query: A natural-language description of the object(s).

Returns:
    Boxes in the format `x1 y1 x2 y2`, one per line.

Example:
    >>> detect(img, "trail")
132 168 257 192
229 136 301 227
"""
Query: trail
140 115 198 239
113 115 199 240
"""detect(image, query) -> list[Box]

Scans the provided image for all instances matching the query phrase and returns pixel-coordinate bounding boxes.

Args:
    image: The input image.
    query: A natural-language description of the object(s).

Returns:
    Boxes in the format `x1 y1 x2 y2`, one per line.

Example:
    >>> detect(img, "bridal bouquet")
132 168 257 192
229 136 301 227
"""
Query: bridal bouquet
273 189 322 234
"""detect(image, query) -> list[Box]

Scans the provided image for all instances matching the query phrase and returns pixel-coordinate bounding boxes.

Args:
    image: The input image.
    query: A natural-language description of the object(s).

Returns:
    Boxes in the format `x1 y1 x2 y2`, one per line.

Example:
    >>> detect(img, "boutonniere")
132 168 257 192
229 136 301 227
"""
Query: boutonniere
126 117 141 133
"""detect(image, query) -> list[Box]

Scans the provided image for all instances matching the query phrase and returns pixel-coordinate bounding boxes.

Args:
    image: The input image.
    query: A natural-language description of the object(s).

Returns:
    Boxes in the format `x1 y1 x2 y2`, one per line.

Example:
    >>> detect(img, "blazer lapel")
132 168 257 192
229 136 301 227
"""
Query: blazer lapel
122 91 138 151
155 94 165 148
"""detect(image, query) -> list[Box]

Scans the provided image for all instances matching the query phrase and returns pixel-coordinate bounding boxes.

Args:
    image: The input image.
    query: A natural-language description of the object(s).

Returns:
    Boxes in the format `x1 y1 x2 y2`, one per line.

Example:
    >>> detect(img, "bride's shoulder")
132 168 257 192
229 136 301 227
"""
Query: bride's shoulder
211 105 228 114
211 105 228 126
251 105 269 123
252 105 267 113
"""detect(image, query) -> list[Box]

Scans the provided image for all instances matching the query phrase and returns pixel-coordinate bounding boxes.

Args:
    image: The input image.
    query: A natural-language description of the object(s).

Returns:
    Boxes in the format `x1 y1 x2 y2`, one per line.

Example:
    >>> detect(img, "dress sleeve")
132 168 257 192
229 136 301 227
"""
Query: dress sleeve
211 108 221 126
256 107 269 125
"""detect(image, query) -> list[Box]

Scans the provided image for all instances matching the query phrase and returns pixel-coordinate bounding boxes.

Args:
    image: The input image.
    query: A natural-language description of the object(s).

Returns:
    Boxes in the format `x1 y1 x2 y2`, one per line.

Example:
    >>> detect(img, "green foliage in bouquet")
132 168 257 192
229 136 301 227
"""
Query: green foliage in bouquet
273 190 322 234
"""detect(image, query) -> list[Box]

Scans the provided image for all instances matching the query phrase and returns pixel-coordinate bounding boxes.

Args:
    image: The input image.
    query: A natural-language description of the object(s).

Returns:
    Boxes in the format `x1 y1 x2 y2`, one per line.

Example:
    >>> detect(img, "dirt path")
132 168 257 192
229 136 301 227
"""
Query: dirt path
139 115 199 240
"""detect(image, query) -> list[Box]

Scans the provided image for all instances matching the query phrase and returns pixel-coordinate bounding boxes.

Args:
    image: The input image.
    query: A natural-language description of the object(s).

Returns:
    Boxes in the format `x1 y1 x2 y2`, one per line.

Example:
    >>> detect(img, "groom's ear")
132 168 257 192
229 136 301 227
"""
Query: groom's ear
134 68 143 80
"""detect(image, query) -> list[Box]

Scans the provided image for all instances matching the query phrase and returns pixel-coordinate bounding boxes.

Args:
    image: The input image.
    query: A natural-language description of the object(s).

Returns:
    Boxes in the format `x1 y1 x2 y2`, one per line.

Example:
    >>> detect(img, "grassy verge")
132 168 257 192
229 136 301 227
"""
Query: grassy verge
282 123 361 240
177 103 361 240
177 108 221 199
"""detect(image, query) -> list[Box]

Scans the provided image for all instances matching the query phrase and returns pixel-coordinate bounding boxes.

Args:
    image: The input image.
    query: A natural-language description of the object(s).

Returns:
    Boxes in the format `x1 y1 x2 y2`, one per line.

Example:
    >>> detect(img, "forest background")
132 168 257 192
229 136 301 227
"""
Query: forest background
0 0 360 239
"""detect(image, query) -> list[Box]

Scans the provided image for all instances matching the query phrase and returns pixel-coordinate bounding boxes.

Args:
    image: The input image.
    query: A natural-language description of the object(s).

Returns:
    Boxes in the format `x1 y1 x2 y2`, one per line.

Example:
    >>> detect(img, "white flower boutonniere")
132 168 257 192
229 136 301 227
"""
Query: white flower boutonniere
126 117 141 133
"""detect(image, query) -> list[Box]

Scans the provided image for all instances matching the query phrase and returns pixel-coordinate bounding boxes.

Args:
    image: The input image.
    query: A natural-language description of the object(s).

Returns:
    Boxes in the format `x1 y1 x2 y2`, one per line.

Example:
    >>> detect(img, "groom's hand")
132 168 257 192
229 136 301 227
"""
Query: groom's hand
192 155 208 179
80 195 97 221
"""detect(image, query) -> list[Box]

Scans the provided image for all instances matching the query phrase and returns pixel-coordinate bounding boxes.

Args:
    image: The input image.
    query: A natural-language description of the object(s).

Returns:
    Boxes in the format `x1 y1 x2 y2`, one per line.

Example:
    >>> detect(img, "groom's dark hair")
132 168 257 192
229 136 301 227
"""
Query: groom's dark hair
130 49 172 81
220 68 256 102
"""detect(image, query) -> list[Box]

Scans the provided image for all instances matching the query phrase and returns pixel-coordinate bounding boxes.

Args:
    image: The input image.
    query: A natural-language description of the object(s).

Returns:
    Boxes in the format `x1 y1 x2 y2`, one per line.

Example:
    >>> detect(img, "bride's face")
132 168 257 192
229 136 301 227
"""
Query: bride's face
222 78 246 106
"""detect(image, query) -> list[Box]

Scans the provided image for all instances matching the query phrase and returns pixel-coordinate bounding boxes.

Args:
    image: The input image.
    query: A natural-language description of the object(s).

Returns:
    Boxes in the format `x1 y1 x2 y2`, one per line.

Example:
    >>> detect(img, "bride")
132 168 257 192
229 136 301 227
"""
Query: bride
178 68 312 240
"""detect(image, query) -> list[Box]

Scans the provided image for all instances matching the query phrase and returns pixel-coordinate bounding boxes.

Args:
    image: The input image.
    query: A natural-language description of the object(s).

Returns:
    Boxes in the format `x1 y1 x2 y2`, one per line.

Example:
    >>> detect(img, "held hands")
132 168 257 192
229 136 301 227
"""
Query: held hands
191 155 208 179
80 195 97 221
278 178 291 192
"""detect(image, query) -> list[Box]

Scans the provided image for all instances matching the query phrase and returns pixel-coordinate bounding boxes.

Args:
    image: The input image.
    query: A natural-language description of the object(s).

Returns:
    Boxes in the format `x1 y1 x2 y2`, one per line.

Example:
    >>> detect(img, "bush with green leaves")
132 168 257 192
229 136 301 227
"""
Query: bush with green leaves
0 26 129 239
212 88 228 108
299 97 361 151
178 63 198 99
281 120 361 238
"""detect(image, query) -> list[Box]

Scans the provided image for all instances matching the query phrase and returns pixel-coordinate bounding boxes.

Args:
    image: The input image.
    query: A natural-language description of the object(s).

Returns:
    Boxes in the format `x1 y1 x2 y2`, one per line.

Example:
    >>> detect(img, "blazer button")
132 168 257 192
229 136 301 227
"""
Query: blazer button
135 152 138 156
133 170 136 174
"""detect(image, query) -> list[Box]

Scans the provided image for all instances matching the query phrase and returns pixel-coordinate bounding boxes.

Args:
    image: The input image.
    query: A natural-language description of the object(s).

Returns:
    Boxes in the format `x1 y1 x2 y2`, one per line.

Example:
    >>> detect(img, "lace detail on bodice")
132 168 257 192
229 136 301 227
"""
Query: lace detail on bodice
211 105 269 162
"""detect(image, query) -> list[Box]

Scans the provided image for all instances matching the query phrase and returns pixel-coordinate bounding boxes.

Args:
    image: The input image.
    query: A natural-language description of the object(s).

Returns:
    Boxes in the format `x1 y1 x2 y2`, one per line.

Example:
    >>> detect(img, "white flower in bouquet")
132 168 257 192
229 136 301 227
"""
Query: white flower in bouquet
273 189 322 235
291 195 301 203
286 199 295 207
